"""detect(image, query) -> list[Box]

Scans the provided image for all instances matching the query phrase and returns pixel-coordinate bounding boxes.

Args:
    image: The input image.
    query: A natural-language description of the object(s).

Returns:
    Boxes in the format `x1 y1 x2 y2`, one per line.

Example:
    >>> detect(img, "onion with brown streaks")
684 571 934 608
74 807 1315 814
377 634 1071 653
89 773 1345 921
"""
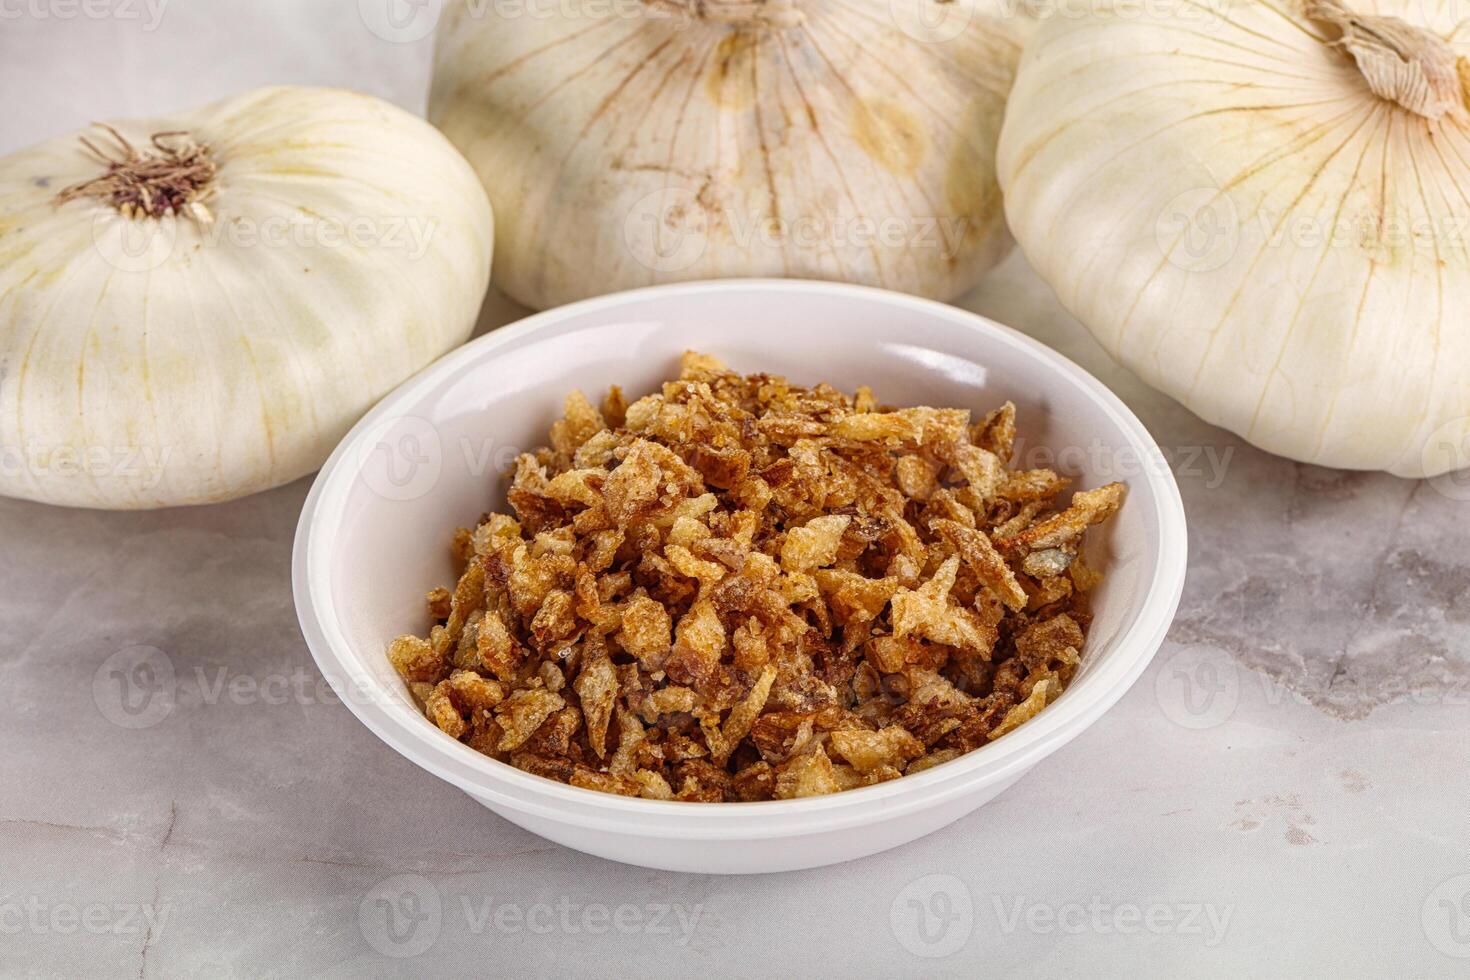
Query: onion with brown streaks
429 0 1024 309
998 0 1470 477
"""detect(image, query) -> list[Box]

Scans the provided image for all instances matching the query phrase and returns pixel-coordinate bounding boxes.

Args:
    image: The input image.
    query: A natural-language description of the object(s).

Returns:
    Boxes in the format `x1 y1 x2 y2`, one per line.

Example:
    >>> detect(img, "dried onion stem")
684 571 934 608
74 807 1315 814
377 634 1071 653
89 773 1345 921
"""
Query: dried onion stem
55 124 217 224
1307 0 1465 120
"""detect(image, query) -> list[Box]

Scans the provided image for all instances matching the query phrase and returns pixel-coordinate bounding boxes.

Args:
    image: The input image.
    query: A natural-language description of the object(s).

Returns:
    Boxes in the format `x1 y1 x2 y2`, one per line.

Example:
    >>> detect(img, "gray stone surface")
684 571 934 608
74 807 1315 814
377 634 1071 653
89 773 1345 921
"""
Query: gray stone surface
2 3 1467 977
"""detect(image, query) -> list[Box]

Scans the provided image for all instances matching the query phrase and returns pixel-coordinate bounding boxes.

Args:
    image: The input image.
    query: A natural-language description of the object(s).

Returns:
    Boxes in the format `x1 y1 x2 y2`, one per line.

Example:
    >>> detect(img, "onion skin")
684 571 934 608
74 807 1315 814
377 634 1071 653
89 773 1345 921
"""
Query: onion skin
997 2 1470 478
428 0 1022 310
0 86 494 509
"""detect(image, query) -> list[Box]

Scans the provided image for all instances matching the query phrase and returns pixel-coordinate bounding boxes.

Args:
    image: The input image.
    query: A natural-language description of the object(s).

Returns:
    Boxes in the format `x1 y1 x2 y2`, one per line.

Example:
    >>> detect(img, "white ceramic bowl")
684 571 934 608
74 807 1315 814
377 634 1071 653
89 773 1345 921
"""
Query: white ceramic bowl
293 280 1187 874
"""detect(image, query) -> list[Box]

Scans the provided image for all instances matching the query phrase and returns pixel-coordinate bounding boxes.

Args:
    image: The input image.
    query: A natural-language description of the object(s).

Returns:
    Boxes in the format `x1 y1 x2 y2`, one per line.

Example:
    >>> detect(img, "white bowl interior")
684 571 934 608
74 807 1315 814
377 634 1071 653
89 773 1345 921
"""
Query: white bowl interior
305 282 1173 807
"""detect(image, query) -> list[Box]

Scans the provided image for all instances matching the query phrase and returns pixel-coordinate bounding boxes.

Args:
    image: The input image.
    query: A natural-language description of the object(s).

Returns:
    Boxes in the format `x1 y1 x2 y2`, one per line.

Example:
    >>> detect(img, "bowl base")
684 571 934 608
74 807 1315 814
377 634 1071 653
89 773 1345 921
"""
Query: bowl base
469 772 1026 874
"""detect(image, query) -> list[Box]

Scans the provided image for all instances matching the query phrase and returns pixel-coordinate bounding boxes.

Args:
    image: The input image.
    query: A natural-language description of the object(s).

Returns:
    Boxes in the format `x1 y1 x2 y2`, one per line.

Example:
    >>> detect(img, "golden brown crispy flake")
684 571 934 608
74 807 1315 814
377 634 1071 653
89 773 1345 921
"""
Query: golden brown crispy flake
544 469 605 509
665 545 727 584
1022 547 1075 579
511 752 576 783
537 661 566 693
831 764 864 792
527 707 582 760
475 610 521 682
571 567 604 626
779 515 851 571
570 767 640 797
1001 483 1126 551
828 726 925 774
1026 572 1074 611
989 677 1056 740
1069 549 1104 591
602 440 667 523
676 759 734 801
728 764 771 801
865 635 920 674
933 519 1027 612
550 390 605 456
751 711 819 764
451 528 476 567
942 441 1005 501
909 407 971 447
602 386 629 429
444 560 486 638
927 489 977 530
390 355 1122 801
495 688 566 752
426 587 453 620
731 618 771 672
890 557 996 654
529 590 577 649
388 635 445 684
829 412 922 444
713 665 777 766
894 455 939 501
473 513 521 558
623 395 660 432
585 529 624 574
425 684 467 738
639 686 699 724
665 599 726 688
1000 468 1069 503
617 594 673 668
991 501 1043 541
1014 614 1085 670
573 652 618 759
505 550 572 619
675 777 723 803
972 401 1017 460
814 569 900 626
679 350 731 381
445 669 505 713
608 707 645 776
774 746 842 799
633 769 675 800
905 748 961 775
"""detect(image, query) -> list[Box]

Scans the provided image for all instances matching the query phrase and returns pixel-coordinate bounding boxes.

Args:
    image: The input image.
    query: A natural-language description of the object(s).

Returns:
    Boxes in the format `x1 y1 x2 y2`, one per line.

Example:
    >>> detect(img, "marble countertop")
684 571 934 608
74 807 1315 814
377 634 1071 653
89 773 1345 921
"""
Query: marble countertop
2 4 1467 977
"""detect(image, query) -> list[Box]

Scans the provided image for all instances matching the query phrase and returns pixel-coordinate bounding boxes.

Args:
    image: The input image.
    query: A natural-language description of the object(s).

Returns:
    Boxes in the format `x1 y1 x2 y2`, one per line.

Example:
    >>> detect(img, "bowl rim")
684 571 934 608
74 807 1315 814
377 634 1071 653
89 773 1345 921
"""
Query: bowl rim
293 278 1188 837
